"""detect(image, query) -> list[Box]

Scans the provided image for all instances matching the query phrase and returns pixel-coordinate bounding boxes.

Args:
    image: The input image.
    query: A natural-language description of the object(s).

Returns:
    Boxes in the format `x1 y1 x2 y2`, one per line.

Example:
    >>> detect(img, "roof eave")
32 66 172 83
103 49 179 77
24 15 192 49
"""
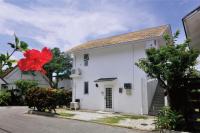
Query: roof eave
67 35 165 53
67 25 170 53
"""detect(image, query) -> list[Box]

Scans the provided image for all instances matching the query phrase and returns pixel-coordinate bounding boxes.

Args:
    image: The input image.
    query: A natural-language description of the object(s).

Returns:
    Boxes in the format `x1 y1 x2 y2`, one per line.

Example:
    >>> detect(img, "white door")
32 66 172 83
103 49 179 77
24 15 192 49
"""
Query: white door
105 88 113 111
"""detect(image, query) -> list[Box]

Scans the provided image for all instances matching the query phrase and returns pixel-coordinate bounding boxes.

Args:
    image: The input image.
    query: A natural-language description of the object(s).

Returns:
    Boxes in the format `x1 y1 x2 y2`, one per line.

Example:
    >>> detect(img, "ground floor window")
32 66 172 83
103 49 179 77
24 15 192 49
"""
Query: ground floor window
1 84 8 89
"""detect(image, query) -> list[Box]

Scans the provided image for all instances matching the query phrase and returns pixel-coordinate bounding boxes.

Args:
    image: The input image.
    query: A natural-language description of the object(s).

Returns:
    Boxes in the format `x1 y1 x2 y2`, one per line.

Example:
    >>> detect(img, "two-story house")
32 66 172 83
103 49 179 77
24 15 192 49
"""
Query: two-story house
68 25 172 115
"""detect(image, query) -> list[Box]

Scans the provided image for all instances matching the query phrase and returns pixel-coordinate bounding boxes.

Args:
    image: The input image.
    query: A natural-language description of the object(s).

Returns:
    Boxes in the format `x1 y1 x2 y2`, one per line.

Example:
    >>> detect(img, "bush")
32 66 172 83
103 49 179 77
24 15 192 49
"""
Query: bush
0 90 11 106
155 107 184 132
25 87 72 112
56 89 72 107
15 80 38 95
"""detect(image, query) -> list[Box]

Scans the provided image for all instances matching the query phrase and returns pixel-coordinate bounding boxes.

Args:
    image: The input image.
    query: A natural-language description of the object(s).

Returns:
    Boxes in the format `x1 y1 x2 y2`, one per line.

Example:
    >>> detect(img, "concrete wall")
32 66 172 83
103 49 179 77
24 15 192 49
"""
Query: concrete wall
147 79 158 109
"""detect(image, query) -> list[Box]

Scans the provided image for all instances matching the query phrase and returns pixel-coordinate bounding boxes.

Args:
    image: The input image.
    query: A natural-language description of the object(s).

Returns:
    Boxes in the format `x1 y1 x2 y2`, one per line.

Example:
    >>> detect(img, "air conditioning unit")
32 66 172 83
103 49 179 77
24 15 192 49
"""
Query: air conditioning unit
145 40 158 49
71 68 81 75
70 68 81 78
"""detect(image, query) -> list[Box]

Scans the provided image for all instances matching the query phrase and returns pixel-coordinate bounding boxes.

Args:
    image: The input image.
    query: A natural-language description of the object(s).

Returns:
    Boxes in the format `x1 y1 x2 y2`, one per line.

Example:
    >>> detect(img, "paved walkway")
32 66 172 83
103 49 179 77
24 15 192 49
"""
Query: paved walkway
57 109 155 130
0 107 151 133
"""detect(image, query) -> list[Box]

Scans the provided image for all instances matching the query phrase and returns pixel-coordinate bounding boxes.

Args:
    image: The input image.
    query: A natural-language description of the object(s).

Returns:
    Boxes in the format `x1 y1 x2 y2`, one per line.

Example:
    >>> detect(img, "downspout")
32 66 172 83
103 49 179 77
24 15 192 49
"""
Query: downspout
140 78 143 115
73 54 76 102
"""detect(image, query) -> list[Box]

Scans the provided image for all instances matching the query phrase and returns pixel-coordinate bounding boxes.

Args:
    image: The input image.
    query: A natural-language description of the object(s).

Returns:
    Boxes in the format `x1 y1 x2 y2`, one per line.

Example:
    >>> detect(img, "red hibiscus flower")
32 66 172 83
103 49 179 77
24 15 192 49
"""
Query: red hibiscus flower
18 47 52 74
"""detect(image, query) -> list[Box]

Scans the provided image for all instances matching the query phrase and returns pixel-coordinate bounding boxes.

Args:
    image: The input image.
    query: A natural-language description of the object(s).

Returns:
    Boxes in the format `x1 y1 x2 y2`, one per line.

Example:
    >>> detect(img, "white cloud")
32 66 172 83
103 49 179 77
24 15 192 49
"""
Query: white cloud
0 0 162 50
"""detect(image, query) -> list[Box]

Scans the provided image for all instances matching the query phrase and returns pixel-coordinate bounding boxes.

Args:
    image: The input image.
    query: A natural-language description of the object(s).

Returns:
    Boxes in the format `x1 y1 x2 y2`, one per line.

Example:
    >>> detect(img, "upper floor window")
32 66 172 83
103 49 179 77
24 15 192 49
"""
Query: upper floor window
84 82 89 94
84 54 89 66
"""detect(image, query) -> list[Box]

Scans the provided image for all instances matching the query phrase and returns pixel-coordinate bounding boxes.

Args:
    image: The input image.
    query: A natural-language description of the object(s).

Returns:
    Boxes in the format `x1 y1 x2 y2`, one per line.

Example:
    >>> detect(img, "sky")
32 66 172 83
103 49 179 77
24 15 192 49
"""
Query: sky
0 0 199 59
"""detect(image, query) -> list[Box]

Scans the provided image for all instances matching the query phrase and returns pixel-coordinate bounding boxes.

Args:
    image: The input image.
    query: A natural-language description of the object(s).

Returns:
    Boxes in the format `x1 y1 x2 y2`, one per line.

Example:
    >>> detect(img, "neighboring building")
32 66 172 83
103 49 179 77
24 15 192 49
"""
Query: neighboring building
58 79 72 91
182 6 200 50
68 25 172 115
0 78 7 88
0 66 50 90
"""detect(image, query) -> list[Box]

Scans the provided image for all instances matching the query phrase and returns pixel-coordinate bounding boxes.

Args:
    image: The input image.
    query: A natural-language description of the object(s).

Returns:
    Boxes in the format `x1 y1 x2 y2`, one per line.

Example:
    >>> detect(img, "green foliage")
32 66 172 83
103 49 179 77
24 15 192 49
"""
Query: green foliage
0 34 29 75
155 107 184 131
0 90 11 106
8 34 28 51
15 80 38 95
44 48 72 88
136 31 200 131
136 42 199 89
58 112 75 118
136 31 199 110
56 89 72 107
95 115 147 124
25 88 72 112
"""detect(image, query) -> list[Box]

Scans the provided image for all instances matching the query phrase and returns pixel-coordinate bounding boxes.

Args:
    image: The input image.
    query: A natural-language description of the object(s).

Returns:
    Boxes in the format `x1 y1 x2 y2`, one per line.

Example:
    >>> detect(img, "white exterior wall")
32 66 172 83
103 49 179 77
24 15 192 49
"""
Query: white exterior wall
72 40 153 114
1 67 50 89
0 79 4 84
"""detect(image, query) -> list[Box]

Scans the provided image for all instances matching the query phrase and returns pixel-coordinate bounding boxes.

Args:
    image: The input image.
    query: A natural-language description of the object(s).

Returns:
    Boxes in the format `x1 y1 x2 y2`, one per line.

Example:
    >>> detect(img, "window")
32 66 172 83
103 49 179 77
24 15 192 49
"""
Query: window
1 84 8 89
84 82 89 94
84 54 89 66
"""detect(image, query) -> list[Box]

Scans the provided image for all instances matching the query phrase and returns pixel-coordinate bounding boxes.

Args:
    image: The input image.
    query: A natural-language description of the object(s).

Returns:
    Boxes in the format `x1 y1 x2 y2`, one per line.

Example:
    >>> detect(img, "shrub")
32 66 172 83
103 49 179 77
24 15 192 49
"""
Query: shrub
25 88 72 112
15 80 38 95
155 107 184 132
0 90 11 106
56 89 72 107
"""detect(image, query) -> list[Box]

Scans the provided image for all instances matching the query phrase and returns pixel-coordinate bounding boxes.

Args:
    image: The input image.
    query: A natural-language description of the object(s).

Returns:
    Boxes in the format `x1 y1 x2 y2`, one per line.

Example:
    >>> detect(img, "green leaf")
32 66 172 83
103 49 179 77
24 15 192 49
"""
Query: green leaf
20 41 28 51
0 54 6 61
7 61 12 67
14 34 19 45
7 43 15 49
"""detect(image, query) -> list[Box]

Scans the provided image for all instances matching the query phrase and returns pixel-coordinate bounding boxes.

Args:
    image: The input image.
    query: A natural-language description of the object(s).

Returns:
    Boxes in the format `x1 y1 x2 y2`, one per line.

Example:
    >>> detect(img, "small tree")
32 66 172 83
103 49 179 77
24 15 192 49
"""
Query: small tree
44 48 72 88
136 31 200 112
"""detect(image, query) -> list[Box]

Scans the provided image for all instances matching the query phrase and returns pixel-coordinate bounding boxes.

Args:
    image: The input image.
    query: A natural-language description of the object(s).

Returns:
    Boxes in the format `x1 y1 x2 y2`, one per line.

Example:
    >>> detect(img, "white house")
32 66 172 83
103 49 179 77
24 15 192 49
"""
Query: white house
68 25 172 115
0 66 50 90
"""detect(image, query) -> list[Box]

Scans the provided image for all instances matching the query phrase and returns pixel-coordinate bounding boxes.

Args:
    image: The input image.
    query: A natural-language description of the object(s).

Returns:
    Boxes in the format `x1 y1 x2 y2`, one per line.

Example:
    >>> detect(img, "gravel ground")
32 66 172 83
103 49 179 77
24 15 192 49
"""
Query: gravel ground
117 118 155 130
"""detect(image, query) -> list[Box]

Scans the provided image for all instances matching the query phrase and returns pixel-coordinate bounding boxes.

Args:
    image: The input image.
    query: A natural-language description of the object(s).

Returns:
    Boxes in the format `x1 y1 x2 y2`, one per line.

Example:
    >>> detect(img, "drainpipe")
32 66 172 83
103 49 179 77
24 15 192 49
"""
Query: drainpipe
72 53 76 102
164 81 169 106
140 78 144 115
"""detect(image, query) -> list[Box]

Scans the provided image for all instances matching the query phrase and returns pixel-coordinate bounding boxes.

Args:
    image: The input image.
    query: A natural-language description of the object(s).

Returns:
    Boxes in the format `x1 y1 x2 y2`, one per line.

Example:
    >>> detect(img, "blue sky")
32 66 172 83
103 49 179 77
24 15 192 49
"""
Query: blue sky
0 0 199 59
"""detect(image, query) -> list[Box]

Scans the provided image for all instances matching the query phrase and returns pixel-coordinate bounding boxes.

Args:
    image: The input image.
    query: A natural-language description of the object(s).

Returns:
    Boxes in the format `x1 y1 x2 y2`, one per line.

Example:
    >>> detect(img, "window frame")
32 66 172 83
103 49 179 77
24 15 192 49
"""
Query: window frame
83 54 89 66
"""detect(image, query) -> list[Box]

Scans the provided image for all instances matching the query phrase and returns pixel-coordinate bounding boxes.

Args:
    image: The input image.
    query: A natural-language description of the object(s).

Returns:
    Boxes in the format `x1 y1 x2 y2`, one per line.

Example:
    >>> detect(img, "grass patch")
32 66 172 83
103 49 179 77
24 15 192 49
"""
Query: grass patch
58 112 75 117
95 115 147 124
122 115 147 119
